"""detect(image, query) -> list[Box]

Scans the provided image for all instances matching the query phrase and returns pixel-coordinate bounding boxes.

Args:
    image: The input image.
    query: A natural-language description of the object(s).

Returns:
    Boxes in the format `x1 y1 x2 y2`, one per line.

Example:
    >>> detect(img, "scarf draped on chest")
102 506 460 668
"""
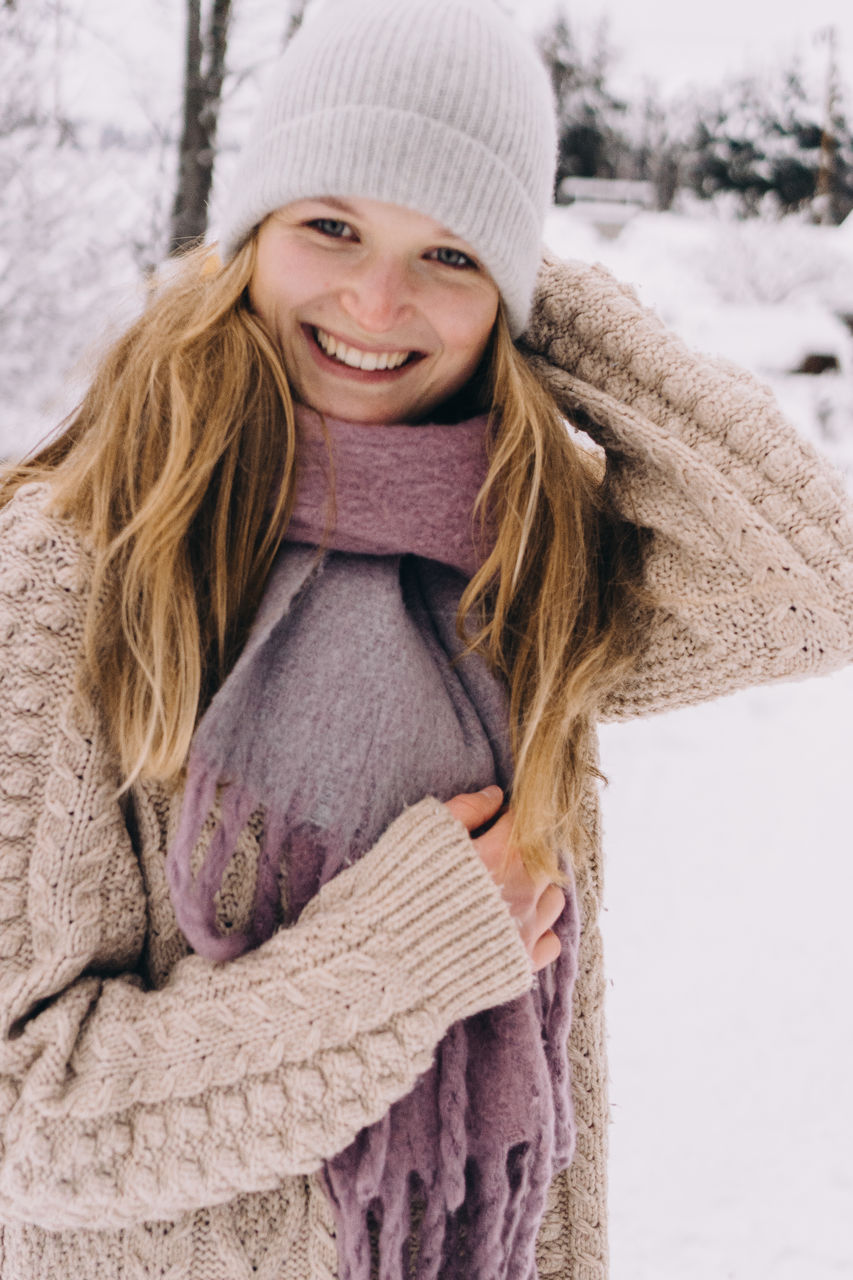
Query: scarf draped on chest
166 406 579 1279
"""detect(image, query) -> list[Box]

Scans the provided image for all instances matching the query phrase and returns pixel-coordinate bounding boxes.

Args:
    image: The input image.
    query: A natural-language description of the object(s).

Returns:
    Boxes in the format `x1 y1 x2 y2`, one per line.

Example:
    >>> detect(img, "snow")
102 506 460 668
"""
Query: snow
544 205 853 480
600 670 853 1279
544 207 853 366
539 206 853 1277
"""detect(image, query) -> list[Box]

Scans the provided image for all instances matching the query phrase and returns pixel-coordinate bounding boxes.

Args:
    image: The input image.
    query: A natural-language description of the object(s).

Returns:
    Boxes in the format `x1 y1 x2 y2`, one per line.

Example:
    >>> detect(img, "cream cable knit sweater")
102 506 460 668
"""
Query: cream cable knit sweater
1 258 852 1280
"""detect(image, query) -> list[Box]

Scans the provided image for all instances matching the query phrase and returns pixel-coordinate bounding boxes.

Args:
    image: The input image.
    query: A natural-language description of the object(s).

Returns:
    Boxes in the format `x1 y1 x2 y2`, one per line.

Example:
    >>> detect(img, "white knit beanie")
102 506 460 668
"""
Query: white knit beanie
217 0 557 336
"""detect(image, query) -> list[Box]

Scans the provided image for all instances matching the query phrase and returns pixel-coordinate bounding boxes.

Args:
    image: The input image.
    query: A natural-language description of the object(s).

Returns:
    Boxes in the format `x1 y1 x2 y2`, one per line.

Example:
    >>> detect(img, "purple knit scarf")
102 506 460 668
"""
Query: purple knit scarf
166 406 579 1279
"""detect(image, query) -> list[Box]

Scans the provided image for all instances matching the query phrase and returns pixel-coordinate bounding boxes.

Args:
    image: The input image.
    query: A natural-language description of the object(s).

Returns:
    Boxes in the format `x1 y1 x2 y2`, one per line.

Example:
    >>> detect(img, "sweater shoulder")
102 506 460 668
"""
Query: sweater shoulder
0 482 93 754
0 482 93 621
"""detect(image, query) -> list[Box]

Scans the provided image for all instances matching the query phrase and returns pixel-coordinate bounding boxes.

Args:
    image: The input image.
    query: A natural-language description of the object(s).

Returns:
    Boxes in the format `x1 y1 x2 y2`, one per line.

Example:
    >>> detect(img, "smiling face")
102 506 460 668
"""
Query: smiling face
248 196 500 424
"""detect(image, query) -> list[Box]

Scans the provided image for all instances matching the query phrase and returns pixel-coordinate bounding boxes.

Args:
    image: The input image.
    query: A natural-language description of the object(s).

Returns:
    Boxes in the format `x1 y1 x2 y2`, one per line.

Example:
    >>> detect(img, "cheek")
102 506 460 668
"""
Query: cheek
250 243 318 329
248 253 282 329
253 275 296 328
443 293 498 370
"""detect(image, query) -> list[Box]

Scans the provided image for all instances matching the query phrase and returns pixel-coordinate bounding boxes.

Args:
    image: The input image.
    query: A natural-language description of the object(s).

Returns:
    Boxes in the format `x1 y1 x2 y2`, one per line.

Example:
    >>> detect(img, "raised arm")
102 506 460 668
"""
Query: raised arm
0 487 532 1231
520 256 853 719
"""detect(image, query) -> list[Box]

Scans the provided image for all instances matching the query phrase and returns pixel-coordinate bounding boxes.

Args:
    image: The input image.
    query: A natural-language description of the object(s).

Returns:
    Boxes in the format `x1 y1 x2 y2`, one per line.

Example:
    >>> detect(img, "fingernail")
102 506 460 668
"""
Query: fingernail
480 785 502 800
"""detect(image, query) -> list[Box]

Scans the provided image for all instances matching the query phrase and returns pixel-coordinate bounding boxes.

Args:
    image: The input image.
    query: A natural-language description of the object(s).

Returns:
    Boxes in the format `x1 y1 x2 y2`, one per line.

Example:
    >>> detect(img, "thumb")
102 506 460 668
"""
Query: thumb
444 785 503 832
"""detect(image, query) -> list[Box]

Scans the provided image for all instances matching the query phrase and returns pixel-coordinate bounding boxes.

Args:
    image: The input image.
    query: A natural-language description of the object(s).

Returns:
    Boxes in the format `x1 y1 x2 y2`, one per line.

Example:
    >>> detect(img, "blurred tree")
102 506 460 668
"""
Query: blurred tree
284 0 311 44
682 60 853 222
0 1 173 455
535 12 629 194
630 89 684 210
812 27 853 225
169 0 233 253
683 78 773 215
169 0 314 254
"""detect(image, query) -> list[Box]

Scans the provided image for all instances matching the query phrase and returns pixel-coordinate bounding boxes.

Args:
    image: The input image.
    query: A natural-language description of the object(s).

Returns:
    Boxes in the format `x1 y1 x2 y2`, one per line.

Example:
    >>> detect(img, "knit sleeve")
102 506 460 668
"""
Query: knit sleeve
521 256 853 719
0 487 532 1231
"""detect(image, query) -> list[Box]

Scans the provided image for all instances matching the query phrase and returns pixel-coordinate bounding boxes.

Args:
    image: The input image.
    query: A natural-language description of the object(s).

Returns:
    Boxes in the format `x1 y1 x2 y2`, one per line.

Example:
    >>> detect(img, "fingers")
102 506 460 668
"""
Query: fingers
443 788 565 974
516 883 566 973
444 785 503 832
537 882 566 932
470 810 514 876
530 930 561 971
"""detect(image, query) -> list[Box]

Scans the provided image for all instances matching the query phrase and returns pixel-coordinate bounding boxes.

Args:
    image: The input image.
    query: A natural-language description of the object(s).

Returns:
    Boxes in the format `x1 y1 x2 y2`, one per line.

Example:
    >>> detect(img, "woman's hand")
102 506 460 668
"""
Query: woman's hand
445 786 564 972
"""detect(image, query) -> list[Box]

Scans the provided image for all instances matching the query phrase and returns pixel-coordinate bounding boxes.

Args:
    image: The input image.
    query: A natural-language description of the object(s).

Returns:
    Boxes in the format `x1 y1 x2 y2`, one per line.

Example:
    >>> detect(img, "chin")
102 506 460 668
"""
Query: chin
307 390 429 426
318 401 406 425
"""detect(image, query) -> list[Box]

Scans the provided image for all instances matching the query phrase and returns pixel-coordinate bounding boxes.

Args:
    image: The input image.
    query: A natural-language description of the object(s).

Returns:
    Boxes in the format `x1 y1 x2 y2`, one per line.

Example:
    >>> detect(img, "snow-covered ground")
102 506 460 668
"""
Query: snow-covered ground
541 207 853 1278
601 673 853 1280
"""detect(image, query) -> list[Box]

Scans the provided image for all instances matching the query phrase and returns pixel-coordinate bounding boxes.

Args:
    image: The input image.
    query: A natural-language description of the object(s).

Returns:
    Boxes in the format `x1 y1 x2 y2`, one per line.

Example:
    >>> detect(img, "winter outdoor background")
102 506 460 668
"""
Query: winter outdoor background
1 2 852 1276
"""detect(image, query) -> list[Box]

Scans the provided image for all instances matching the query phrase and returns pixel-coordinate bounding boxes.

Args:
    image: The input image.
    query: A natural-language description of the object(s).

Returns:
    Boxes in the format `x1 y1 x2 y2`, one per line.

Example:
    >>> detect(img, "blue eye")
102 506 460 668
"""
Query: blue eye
309 218 354 239
430 247 476 270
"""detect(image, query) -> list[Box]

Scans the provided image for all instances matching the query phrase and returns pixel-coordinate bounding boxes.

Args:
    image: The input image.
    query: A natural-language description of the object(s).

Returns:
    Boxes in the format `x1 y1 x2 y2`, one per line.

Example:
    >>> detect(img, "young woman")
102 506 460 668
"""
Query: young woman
1 1 851 1278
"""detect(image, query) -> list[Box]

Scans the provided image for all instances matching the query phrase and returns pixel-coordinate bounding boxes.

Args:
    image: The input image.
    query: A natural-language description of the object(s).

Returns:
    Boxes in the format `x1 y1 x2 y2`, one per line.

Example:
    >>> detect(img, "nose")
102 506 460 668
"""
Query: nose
339 253 411 334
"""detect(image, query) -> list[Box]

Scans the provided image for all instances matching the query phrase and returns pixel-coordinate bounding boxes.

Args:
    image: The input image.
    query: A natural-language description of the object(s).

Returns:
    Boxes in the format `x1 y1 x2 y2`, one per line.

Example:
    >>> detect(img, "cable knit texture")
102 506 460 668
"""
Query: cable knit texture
1 256 852 1279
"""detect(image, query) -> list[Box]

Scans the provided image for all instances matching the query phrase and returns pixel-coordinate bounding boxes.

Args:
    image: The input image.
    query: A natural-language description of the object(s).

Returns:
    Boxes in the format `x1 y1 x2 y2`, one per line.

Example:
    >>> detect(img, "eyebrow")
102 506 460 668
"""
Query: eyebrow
309 195 463 243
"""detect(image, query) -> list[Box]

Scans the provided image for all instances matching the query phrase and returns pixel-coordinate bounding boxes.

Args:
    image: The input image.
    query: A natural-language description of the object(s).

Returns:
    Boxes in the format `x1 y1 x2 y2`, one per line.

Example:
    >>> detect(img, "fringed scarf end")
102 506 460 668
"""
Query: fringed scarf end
166 764 267 962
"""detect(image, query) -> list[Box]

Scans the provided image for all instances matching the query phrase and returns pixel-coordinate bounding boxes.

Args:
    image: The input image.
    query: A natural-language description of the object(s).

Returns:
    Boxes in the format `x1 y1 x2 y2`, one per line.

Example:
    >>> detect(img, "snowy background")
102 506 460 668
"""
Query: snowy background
546 208 853 1280
2 3 852 1277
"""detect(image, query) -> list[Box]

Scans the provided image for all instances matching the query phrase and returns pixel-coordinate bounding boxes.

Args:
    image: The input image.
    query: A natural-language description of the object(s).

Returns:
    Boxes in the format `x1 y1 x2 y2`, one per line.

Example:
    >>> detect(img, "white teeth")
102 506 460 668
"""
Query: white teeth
314 327 410 371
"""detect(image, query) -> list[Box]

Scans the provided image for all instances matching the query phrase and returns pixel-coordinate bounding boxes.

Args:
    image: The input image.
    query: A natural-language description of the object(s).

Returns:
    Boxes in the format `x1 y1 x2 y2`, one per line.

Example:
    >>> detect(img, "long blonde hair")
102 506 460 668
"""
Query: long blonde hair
0 241 642 878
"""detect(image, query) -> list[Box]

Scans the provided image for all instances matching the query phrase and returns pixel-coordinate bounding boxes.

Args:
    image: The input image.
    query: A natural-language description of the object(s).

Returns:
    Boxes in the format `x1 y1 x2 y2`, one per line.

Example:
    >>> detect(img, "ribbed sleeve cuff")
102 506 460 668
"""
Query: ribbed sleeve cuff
348 796 534 1026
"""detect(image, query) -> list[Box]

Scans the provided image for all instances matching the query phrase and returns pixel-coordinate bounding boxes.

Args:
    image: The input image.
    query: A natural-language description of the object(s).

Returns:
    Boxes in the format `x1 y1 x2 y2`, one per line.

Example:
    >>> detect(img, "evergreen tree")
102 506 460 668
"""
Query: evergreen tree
682 60 853 222
684 77 773 215
766 66 821 213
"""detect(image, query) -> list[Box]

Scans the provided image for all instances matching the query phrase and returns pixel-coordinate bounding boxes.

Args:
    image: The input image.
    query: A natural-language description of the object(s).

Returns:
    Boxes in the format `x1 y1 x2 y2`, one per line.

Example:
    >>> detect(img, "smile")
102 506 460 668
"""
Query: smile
312 326 416 372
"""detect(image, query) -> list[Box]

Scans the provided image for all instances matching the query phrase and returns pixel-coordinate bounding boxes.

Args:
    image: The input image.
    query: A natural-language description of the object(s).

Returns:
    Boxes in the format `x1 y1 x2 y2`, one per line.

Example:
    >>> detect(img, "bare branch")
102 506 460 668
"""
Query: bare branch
284 0 311 46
